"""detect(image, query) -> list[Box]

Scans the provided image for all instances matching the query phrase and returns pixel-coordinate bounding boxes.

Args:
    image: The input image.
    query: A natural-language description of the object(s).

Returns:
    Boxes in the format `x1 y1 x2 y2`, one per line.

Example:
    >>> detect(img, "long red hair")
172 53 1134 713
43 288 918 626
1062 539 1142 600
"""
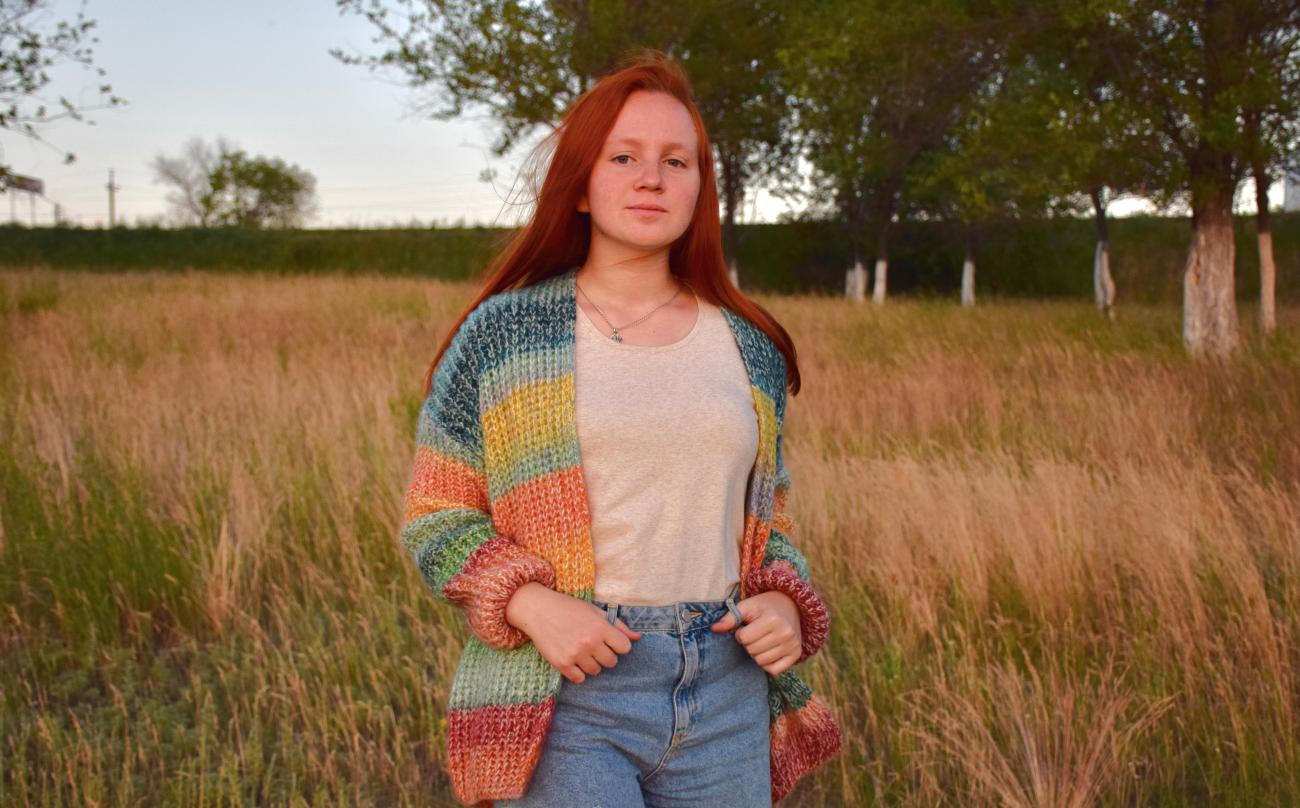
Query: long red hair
422 48 801 398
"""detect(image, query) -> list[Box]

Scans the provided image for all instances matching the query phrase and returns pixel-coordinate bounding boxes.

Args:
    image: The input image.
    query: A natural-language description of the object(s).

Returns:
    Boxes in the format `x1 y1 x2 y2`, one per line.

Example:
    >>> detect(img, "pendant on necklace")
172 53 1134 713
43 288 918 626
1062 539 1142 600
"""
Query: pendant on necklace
610 328 622 343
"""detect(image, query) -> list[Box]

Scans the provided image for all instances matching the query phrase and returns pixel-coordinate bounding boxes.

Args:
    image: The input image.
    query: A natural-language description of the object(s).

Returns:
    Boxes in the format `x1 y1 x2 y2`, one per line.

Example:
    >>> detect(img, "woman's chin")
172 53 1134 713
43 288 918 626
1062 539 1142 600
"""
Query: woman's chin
596 231 685 255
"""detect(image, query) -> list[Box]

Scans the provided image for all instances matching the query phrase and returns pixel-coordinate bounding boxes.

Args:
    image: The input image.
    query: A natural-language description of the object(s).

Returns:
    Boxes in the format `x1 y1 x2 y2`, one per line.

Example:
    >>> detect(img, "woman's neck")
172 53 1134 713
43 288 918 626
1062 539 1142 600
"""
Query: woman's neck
575 254 681 311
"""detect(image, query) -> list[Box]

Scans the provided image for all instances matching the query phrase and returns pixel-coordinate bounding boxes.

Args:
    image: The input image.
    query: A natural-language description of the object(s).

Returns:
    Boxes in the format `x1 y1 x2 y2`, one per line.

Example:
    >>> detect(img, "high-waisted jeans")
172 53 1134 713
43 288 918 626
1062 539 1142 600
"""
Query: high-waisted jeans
500 582 772 807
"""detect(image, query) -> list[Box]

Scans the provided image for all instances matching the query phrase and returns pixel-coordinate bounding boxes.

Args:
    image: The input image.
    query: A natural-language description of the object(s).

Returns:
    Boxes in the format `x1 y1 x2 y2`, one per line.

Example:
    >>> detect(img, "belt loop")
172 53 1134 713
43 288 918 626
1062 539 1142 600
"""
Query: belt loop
604 601 618 625
724 583 744 631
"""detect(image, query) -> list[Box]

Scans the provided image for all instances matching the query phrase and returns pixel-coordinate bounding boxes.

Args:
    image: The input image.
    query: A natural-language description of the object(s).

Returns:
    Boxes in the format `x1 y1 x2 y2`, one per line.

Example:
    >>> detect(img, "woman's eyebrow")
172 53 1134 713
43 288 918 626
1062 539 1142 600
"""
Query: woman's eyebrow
608 137 694 152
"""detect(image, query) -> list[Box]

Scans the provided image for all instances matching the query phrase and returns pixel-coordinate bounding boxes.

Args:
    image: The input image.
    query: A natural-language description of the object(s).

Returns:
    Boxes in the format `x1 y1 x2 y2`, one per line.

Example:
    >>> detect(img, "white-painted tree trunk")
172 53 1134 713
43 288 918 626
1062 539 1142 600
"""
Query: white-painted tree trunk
961 256 975 306
871 258 888 304
1182 199 1240 357
1259 229 1277 336
1094 240 1116 319
1252 156 1276 338
845 261 867 302
728 257 739 290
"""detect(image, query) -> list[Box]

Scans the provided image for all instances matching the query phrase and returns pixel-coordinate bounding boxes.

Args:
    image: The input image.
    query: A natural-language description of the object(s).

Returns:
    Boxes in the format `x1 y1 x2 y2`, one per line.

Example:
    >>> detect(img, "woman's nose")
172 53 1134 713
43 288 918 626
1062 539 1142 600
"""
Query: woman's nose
635 163 663 189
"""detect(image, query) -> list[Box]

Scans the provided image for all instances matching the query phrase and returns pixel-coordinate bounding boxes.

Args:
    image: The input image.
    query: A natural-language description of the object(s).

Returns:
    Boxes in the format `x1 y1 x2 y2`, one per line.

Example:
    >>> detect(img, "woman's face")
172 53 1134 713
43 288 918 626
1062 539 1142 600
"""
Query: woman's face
578 90 702 256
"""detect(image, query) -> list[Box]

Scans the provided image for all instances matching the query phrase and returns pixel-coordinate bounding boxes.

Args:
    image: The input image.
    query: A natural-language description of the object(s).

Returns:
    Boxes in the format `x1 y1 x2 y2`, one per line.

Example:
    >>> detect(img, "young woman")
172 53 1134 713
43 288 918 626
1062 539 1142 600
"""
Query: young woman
398 50 842 807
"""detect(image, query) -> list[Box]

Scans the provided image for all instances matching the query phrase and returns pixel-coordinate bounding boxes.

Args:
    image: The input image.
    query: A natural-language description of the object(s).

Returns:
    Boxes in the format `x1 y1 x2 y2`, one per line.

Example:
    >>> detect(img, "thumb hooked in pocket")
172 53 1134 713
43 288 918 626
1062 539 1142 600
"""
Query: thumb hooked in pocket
711 604 747 633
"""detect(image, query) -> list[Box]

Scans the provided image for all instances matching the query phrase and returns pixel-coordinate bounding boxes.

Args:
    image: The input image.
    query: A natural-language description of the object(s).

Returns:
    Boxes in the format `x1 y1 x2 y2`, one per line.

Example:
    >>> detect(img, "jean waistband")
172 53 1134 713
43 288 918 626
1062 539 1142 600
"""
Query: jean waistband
591 581 745 633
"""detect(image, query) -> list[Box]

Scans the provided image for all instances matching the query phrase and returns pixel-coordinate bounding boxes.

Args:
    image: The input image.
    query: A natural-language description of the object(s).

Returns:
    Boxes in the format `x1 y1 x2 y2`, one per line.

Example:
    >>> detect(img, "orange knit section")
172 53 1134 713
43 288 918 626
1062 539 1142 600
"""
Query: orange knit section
404 445 490 522
772 486 793 536
491 465 596 593
739 511 773 593
447 698 556 806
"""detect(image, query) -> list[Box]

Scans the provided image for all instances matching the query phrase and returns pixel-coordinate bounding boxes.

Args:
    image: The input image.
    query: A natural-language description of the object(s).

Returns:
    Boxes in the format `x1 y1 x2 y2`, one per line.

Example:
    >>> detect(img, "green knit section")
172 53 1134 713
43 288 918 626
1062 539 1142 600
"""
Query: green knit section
410 513 496 596
448 636 563 710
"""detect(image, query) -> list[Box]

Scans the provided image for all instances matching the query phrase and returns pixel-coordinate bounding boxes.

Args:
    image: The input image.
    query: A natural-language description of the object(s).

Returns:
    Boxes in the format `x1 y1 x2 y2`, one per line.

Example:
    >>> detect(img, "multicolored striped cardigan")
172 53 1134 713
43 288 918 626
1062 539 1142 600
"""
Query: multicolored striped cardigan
399 266 842 806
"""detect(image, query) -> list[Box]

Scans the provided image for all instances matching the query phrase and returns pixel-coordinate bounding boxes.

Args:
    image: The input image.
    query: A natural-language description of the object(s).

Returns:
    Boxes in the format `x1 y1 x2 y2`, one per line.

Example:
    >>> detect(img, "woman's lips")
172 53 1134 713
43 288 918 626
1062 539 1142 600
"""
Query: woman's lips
628 206 667 215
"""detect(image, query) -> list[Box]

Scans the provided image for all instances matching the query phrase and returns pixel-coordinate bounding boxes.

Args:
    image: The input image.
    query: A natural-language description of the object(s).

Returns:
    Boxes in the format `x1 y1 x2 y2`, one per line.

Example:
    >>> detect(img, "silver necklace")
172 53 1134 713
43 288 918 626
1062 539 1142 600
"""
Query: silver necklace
576 276 690 343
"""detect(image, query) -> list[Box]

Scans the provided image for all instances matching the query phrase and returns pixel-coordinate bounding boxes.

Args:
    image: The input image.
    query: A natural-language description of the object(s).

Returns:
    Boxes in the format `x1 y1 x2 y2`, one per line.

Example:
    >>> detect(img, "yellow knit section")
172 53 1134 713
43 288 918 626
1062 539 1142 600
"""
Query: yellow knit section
482 374 576 491
753 385 779 480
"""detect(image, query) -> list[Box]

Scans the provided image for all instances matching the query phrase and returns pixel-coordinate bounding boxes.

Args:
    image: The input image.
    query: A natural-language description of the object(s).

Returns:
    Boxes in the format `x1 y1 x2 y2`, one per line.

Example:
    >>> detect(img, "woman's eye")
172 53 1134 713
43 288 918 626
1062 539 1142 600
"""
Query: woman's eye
667 158 687 168
614 155 632 164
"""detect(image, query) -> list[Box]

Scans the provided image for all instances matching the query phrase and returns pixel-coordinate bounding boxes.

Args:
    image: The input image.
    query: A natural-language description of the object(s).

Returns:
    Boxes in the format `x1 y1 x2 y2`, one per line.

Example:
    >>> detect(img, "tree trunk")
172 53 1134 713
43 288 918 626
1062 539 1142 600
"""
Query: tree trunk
960 225 975 306
1091 188 1116 319
1183 183 1240 357
871 208 891 305
872 259 888 304
718 147 743 287
846 260 867 302
1254 166 1276 336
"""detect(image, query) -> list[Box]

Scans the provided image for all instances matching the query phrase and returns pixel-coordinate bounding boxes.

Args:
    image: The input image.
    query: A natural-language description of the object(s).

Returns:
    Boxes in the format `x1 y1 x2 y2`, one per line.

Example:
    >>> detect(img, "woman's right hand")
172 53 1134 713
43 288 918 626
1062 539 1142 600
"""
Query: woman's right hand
505 582 641 684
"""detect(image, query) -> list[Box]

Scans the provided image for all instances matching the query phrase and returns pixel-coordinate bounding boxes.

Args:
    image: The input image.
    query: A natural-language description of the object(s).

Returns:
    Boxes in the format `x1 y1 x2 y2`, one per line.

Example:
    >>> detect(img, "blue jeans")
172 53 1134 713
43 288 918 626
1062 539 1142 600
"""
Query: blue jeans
501 582 772 807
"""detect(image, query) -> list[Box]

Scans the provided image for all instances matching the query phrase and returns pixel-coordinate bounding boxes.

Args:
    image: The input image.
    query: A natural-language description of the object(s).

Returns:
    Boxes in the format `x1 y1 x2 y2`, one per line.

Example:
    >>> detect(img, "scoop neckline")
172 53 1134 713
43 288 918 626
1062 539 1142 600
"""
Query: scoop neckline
576 293 704 353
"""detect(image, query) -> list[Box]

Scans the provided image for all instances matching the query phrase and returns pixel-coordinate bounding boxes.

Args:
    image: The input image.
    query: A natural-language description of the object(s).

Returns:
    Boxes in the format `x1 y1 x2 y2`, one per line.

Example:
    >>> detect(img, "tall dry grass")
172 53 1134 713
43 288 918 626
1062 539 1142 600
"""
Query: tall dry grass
2 268 1298 806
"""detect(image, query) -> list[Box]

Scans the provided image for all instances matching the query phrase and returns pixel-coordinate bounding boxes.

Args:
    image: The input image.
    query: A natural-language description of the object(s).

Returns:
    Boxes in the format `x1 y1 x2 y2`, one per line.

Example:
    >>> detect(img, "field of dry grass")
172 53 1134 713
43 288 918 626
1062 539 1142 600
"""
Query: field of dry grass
2 267 1299 806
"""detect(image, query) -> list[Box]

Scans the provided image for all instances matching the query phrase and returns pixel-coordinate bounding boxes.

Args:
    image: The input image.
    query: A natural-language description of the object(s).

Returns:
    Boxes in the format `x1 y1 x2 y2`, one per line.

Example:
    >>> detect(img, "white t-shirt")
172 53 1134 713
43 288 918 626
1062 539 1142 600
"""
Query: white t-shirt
574 295 760 605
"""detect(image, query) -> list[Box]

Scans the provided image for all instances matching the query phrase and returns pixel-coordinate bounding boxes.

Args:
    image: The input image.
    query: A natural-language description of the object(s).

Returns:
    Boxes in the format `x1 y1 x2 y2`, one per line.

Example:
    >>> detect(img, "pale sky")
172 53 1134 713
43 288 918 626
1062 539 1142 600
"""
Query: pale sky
2 0 1287 228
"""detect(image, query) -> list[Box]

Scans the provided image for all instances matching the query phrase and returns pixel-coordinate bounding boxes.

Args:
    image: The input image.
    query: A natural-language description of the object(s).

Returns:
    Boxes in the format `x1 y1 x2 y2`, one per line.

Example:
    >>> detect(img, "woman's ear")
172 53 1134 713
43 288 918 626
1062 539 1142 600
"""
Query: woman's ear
576 194 589 213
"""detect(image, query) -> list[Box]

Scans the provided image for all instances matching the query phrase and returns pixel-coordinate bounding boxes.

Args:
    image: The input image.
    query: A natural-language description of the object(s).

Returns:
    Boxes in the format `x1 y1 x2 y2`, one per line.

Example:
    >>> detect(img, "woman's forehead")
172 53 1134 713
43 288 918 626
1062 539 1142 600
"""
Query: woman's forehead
606 93 698 148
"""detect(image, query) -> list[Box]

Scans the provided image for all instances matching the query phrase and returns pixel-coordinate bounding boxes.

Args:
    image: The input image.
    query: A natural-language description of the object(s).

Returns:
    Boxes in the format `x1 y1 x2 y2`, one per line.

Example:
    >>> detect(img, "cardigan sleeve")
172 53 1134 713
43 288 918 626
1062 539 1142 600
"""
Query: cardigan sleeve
397 311 556 651
742 417 831 666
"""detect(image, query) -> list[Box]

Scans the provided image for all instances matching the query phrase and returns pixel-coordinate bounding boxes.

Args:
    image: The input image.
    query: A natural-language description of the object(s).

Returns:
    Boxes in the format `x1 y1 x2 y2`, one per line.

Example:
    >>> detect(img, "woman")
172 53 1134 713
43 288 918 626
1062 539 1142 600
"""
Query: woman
398 50 842 807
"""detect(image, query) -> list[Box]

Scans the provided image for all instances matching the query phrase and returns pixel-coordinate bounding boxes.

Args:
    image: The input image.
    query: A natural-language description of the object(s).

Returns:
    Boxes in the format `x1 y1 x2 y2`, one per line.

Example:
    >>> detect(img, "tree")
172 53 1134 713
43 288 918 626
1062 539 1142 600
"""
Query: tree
150 137 318 228
0 0 124 186
1239 9 1300 337
1005 5 1162 319
208 149 318 229
331 0 699 155
780 0 1017 304
150 136 228 227
678 0 795 281
1094 0 1300 357
907 62 1065 307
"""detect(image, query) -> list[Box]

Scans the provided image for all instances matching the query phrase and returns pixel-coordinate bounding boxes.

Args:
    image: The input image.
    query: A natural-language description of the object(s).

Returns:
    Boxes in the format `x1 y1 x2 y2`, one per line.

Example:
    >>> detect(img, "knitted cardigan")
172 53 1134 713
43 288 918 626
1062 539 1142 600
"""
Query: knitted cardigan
399 266 842 806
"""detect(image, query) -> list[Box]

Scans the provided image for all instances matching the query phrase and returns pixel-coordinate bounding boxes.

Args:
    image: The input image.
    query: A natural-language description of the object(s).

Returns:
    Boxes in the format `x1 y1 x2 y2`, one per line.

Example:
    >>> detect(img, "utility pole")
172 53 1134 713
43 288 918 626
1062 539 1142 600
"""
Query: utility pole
107 168 119 227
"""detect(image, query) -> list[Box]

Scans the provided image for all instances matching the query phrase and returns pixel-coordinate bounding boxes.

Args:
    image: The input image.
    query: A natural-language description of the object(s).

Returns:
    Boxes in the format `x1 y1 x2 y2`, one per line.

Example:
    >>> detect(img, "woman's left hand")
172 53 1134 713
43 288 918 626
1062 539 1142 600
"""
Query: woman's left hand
710 591 802 676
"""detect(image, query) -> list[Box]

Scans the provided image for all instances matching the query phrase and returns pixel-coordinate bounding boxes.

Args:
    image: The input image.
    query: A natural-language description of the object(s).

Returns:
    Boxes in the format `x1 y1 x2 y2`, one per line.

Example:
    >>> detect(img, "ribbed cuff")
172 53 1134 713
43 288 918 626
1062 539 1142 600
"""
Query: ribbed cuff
743 559 830 664
443 535 557 650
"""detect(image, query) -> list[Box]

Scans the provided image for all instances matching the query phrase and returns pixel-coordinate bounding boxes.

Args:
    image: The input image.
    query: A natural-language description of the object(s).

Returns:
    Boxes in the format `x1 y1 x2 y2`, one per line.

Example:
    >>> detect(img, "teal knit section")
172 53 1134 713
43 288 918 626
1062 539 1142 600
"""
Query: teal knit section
766 668 814 724
479 343 571 410
761 530 811 582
